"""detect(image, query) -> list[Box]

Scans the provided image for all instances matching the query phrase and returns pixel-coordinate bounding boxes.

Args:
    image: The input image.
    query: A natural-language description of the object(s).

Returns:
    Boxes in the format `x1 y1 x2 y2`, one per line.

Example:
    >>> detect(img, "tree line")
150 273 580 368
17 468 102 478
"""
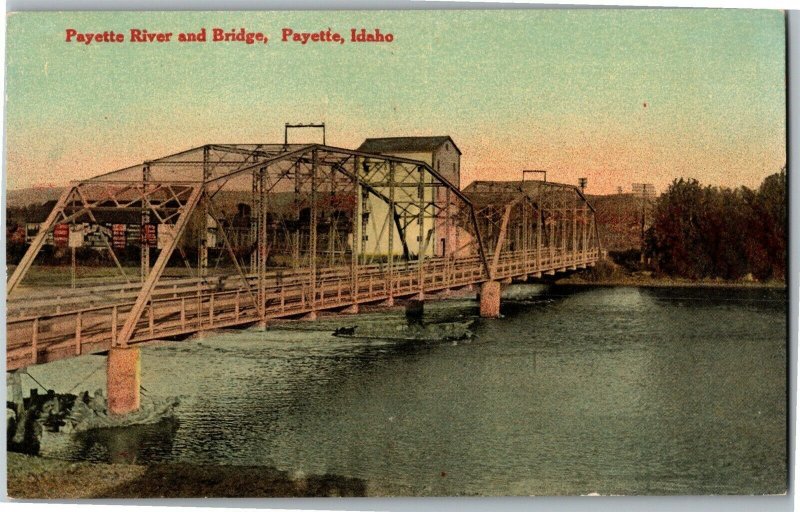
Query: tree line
645 169 786 282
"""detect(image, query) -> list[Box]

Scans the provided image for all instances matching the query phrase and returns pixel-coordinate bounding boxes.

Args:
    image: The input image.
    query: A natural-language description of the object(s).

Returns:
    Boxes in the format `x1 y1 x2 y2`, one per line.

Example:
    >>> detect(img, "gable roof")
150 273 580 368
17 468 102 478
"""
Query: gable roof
357 136 462 155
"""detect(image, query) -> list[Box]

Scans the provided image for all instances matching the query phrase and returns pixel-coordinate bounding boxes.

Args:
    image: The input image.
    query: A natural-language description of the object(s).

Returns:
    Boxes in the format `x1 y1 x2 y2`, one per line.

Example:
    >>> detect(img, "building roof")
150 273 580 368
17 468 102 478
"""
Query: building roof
462 180 594 212
357 136 462 155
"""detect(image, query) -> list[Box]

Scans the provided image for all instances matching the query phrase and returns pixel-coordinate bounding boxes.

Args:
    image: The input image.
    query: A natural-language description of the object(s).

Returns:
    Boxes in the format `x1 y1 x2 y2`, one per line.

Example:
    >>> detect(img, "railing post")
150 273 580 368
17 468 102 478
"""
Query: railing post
180 298 186 329
75 311 82 355
111 305 119 347
209 293 215 325
196 289 202 327
31 318 39 365
235 290 240 320
148 303 154 336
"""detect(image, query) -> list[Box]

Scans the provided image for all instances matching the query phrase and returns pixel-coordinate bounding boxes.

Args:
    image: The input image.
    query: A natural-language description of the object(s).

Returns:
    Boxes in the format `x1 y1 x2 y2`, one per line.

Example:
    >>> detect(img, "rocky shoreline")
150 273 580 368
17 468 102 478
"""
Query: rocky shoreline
7 453 370 498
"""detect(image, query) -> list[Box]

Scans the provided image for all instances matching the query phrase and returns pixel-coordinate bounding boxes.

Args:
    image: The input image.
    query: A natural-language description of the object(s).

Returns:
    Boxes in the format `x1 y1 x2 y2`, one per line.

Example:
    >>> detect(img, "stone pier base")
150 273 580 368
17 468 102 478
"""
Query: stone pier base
342 304 359 314
479 281 501 318
107 347 140 415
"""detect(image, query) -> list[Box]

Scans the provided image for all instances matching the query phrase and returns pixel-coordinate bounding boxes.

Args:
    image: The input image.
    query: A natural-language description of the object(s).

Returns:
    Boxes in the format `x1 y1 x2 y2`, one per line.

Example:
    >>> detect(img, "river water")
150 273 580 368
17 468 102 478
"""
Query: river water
31 285 787 496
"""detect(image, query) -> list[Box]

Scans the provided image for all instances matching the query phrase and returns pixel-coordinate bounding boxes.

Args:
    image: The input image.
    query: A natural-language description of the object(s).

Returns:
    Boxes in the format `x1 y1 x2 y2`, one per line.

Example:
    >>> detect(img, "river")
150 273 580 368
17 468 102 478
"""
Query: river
28 284 787 496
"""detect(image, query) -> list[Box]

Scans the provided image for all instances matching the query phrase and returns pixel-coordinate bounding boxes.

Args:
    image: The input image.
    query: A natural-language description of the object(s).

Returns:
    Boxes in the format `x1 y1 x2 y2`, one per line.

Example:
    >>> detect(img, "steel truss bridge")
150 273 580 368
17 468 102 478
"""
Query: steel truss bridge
7 144 601 373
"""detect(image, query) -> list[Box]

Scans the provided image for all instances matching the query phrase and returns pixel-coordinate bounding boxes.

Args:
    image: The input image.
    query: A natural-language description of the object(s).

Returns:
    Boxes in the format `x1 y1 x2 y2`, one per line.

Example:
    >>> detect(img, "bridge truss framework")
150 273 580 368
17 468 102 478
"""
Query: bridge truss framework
7 143 601 375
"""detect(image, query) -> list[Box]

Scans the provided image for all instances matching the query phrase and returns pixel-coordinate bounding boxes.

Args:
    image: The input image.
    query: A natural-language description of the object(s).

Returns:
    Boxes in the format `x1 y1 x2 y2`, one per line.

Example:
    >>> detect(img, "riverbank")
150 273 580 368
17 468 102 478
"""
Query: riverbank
7 453 370 498
553 260 786 290
554 274 786 289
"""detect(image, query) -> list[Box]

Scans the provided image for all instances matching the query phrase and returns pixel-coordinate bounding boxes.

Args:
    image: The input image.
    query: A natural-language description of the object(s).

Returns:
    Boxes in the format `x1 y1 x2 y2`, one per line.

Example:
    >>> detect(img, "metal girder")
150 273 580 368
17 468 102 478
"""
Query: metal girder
490 198 522 278
7 186 76 294
115 185 203 346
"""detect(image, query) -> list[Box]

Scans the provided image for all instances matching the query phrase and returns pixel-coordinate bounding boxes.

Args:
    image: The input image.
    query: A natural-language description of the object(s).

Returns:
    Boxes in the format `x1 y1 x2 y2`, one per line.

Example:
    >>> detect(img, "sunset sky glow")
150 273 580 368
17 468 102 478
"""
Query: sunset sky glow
5 9 786 194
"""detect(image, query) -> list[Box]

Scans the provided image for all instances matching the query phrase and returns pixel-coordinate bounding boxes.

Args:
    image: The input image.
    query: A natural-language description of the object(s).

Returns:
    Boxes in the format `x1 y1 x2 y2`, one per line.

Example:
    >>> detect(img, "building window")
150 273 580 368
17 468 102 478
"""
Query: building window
446 143 450 151
437 161 440 171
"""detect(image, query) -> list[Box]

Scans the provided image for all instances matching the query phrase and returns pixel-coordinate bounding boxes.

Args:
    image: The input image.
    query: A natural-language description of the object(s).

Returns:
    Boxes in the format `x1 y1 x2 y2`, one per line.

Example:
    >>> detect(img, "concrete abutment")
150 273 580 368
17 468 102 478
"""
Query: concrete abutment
107 346 141 415
479 281 501 318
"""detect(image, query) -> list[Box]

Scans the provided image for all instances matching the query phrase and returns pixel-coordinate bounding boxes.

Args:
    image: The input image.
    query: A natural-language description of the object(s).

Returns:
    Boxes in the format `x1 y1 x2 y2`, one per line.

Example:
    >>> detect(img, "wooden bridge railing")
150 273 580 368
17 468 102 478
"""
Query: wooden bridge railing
7 248 599 370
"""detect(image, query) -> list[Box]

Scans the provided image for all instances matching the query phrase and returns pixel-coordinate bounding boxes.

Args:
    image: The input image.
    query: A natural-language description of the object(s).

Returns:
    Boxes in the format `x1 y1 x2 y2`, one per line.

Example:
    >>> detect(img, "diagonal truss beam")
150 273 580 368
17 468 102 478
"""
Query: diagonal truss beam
490 198 521 279
115 185 203 346
7 186 76 294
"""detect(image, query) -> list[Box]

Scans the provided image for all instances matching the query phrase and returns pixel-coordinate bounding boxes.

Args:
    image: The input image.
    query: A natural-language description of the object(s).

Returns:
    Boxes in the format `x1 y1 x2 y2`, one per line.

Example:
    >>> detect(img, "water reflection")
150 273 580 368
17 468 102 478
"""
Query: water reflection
32 285 787 495
45 418 179 464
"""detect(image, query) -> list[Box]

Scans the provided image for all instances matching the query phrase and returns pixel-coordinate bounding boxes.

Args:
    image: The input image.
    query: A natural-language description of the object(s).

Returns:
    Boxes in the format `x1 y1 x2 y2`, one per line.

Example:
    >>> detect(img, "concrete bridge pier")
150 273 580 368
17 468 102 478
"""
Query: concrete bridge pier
479 281 501 318
107 346 141 415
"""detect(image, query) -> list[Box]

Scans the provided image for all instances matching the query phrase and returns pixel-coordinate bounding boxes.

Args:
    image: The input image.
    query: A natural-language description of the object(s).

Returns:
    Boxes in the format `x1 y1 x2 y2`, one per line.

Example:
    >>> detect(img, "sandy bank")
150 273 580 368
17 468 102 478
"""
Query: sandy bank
7 453 369 498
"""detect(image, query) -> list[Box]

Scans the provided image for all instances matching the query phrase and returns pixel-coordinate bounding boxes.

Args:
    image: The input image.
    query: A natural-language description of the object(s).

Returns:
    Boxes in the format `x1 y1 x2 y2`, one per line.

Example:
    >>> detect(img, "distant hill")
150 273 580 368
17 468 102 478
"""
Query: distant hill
7 187 66 209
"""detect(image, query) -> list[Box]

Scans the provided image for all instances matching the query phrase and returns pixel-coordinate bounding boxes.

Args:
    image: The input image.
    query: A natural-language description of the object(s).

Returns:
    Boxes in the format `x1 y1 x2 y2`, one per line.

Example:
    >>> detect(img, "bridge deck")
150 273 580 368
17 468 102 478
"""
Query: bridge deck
7 248 598 370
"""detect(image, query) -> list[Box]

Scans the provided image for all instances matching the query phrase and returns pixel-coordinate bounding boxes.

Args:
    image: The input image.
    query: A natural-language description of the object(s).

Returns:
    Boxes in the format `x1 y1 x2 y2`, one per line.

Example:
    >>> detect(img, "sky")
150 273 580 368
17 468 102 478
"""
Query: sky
4 9 786 194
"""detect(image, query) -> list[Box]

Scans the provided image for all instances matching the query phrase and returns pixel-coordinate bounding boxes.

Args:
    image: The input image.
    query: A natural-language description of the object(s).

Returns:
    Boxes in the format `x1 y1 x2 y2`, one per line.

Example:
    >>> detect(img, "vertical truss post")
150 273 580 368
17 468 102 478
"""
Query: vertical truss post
417 166 425 296
351 156 361 301
548 195 554 258
327 221 335 268
572 193 578 263
258 167 267 318
583 202 589 260
200 146 211 279
593 213 601 257
562 190 568 259
522 200 529 273
309 150 318 312
293 162 301 269
141 165 151 282
250 168 259 273
71 246 76 289
388 161 396 299
117 185 203 346
444 185 451 284
536 201 542 271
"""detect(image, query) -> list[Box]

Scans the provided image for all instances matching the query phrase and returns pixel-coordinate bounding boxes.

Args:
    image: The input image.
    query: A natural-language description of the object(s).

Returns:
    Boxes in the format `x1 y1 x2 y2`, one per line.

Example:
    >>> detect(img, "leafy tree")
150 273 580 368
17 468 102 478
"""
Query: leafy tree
646 170 786 281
